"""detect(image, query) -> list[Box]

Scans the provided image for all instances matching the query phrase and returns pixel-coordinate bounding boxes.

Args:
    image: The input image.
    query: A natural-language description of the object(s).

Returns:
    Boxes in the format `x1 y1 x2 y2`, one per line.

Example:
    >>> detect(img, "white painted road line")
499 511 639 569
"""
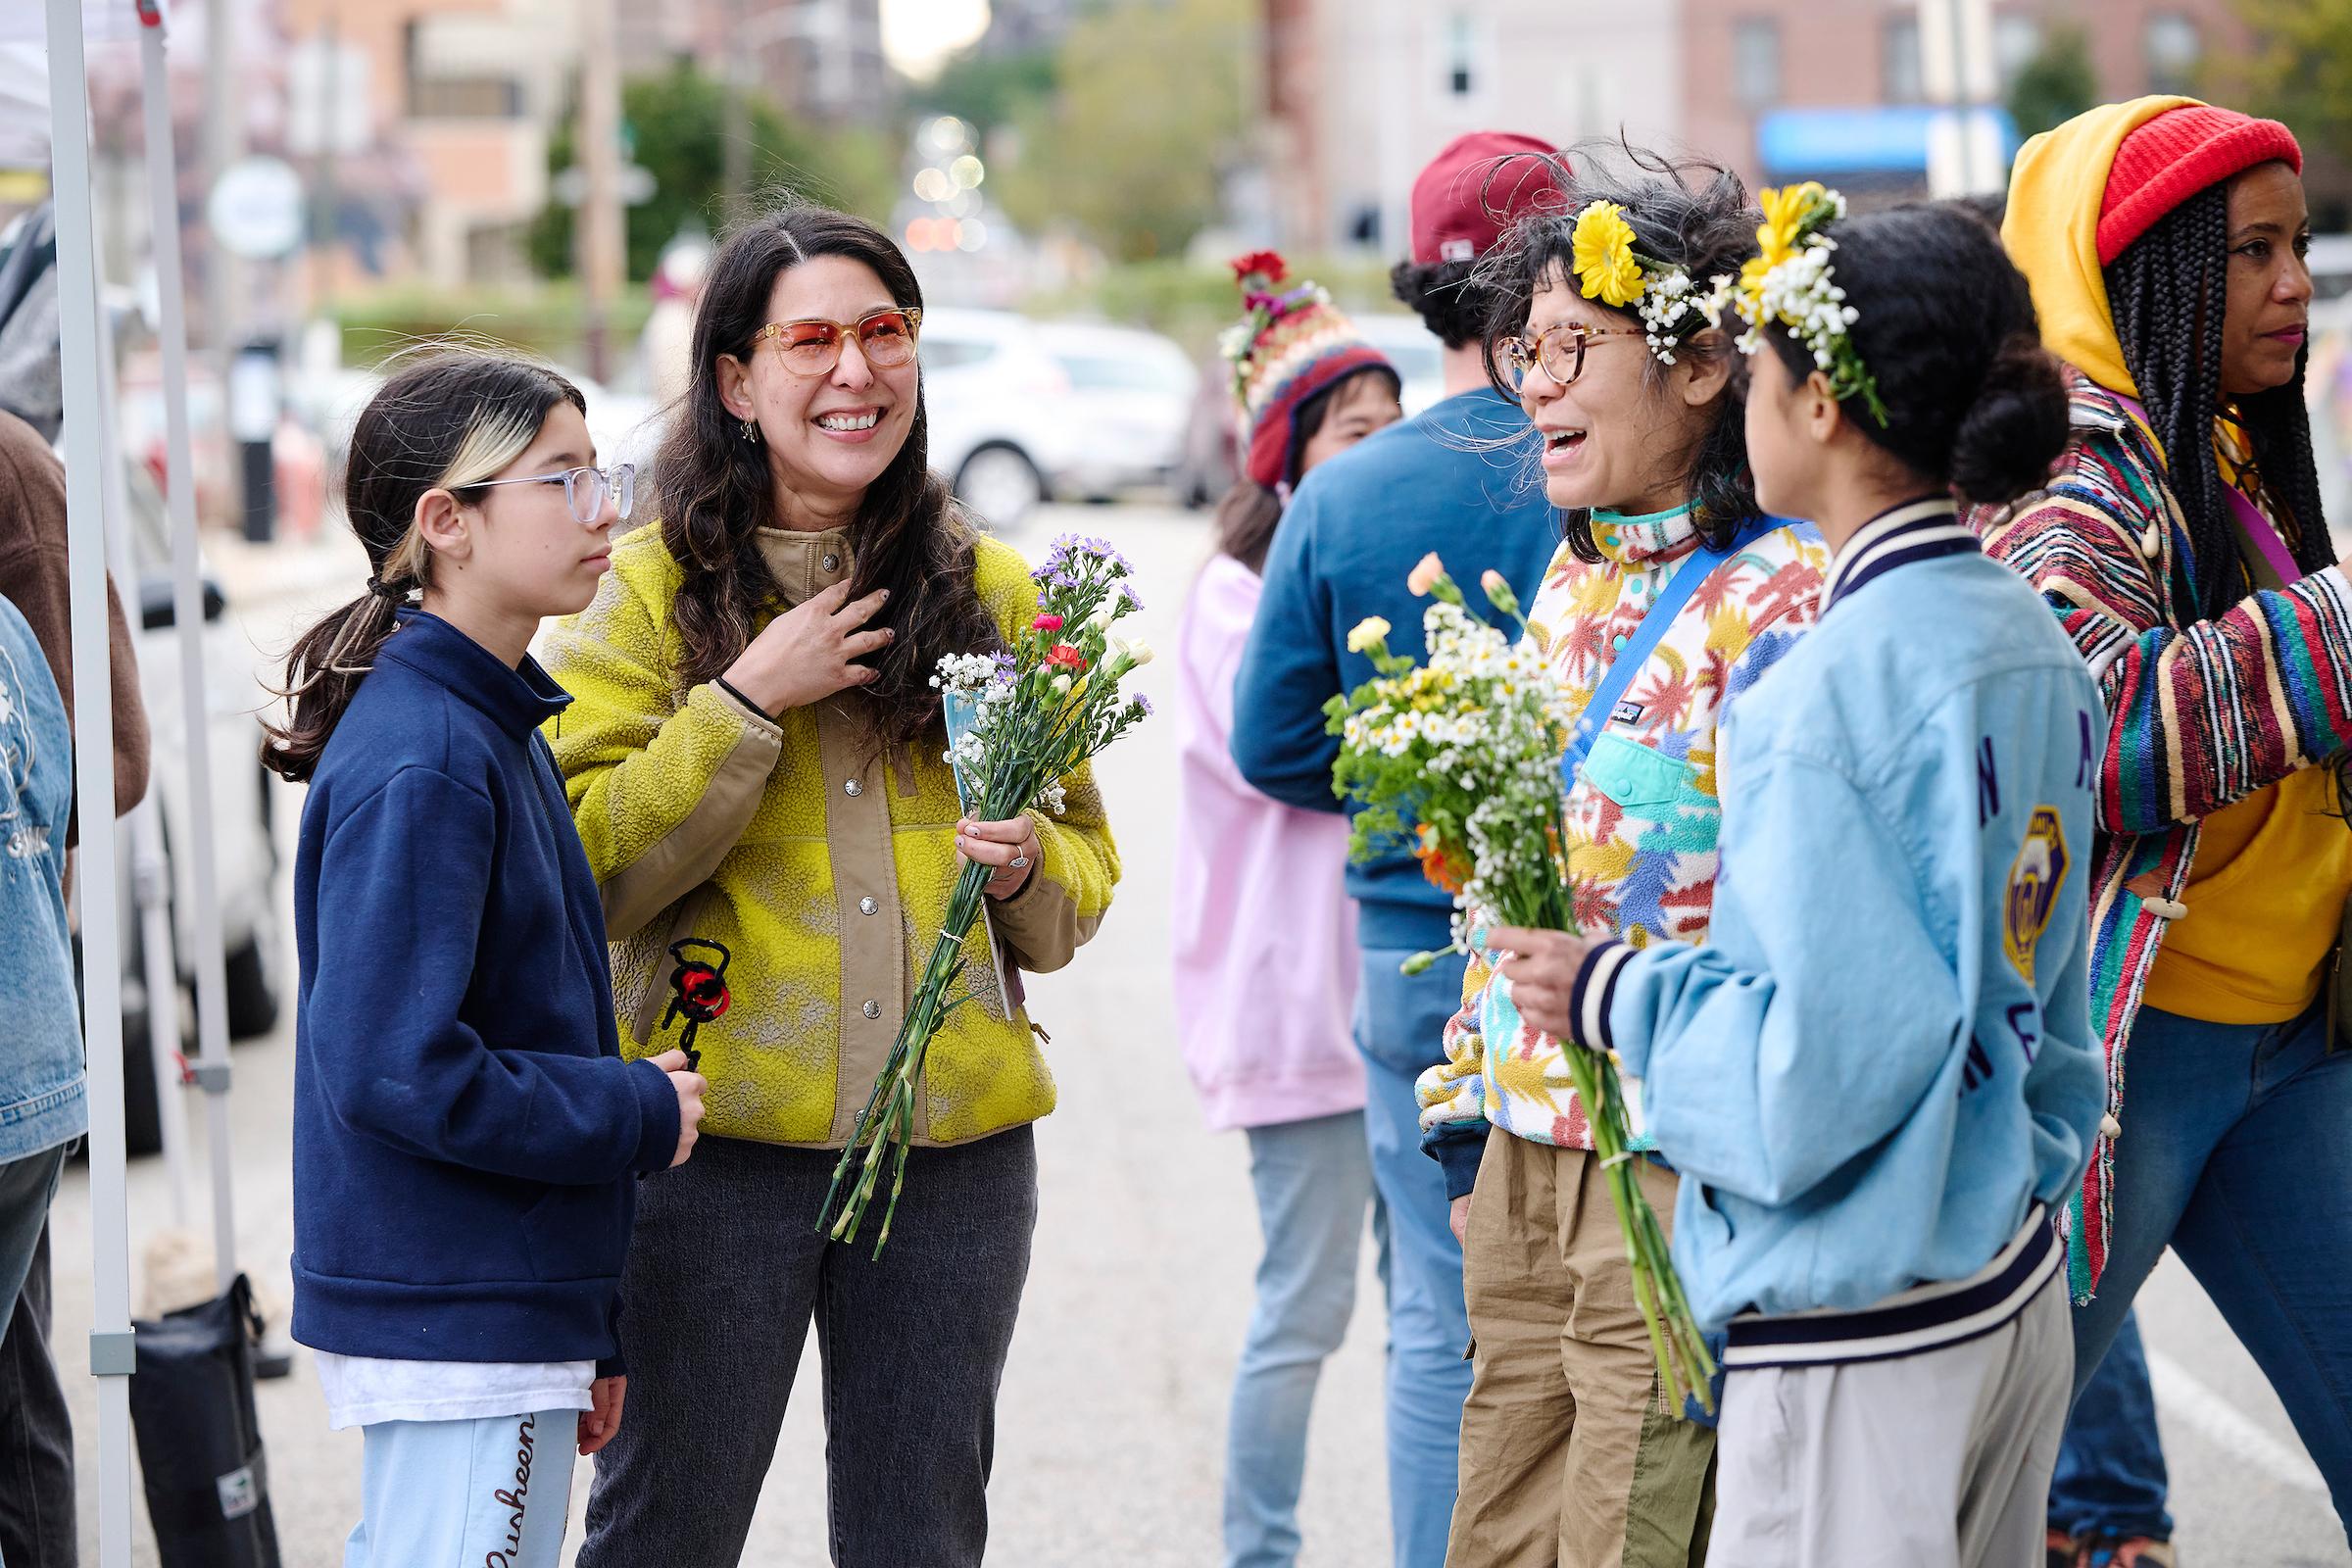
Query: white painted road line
2147 1348 2329 1496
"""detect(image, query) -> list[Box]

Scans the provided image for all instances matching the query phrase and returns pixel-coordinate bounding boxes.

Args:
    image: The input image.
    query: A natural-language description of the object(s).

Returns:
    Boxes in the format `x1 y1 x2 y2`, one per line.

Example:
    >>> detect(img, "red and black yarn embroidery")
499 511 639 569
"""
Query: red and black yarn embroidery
661 939 731 1070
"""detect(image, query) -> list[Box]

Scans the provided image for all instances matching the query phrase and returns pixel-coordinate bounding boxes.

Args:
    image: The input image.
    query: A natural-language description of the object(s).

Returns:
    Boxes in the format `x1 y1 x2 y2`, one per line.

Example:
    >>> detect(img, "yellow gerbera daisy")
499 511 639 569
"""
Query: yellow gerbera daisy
1738 182 1830 323
1571 201 1645 309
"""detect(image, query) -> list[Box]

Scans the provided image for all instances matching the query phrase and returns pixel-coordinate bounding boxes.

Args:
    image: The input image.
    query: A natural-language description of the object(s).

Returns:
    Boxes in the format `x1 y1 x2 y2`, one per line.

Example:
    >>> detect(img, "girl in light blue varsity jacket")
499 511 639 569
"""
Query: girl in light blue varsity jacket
1490 200 2107 1564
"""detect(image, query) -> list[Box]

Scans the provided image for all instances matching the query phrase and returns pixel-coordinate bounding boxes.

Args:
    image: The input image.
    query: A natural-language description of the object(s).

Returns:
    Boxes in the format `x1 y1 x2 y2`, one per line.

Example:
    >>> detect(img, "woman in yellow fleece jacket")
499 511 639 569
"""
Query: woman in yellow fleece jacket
544 208 1119 1568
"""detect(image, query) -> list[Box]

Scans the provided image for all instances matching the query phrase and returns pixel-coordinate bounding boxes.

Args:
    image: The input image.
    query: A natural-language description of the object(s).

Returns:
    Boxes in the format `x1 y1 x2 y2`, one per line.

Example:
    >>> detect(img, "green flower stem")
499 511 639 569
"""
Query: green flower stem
1493 875 1715 1417
823 857 993 1249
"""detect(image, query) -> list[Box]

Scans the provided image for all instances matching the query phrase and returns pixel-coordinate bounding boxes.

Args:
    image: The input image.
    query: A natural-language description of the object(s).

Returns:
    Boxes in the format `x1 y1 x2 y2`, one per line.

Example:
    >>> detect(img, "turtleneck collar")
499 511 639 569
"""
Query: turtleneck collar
1590 502 1699 567
756 525 855 606
380 610 570 739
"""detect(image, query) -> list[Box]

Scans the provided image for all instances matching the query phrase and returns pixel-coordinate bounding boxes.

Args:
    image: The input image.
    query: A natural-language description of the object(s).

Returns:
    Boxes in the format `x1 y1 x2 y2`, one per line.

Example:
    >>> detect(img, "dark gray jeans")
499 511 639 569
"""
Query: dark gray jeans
0 1145 74 1568
577 1127 1038 1568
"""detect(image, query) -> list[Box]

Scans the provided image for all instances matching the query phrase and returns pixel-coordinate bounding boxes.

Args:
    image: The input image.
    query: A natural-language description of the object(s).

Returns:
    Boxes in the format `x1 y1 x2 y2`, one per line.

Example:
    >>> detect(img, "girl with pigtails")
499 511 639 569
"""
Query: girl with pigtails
267 350 706 1567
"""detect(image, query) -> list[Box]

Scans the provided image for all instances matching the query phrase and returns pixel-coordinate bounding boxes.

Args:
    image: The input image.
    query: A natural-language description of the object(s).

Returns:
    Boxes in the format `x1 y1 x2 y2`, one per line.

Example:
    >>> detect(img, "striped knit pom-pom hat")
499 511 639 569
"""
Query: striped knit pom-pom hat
1220 251 1393 490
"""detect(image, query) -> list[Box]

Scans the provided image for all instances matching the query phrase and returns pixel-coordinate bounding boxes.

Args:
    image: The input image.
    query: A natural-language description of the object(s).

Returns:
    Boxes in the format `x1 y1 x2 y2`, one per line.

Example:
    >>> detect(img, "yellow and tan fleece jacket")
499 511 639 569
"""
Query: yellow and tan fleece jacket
539 521 1119 1150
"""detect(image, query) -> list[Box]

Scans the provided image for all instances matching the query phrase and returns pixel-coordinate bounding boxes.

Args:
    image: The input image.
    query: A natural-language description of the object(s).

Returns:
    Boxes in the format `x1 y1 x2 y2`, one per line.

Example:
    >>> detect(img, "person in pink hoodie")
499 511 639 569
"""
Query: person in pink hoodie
1173 255 1402 1568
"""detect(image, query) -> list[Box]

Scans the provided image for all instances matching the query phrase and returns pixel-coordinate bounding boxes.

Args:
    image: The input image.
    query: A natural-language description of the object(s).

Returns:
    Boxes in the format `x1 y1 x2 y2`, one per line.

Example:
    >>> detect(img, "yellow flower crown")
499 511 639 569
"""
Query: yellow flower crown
1567 200 1705 367
1714 182 1887 425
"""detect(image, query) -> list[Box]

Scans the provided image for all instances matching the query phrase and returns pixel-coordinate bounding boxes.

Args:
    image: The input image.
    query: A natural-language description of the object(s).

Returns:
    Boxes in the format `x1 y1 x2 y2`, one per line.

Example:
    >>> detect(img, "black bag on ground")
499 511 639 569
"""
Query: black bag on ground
129 1273 281 1568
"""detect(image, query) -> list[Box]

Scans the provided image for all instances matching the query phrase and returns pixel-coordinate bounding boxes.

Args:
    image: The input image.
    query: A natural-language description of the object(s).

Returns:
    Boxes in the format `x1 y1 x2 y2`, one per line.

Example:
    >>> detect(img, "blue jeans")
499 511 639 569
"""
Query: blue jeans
1225 1110 1376 1568
2048 1309 2173 1542
1355 947 1475 1568
2060 1001 2352 1538
0 1148 71 1568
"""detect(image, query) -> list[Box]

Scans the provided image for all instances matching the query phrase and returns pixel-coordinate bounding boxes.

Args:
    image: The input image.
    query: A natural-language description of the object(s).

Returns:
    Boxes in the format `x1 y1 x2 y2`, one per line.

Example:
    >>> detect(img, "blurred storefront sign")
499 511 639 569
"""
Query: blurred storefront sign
1756 105 2018 192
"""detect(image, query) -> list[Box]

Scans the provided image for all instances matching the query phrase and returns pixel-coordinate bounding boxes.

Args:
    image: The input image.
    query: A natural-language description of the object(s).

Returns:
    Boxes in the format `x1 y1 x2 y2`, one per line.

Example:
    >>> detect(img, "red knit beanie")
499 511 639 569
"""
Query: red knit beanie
2097 105 2302 266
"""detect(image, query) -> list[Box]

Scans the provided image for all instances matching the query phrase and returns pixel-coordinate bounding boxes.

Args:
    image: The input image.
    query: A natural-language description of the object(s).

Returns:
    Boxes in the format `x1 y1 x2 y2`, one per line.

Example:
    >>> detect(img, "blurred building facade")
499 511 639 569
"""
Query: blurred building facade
613 0 890 126
1681 0 2248 196
977 0 1084 54
1263 0 1685 258
284 0 578 289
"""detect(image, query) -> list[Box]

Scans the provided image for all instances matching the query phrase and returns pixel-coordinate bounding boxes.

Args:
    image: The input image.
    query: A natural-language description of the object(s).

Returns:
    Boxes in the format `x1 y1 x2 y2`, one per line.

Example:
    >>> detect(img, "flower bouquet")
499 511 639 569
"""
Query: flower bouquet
819 534 1152 1256
1324 555 1718 1415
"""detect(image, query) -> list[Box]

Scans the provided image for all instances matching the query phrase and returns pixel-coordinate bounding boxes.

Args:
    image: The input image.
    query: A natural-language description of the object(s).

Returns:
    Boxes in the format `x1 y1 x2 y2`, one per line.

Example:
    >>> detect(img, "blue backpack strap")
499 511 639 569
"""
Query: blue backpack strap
1559 517 1781 789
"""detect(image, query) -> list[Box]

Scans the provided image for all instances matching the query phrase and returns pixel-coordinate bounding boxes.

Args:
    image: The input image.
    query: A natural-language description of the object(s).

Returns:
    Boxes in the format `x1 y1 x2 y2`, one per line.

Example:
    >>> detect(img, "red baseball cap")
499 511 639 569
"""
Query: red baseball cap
1410 131 1566 266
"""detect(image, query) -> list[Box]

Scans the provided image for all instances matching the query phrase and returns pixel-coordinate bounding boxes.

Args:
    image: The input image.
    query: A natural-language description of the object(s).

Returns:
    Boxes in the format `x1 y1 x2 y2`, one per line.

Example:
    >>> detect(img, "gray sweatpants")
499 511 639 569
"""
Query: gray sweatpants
1710 1275 2072 1567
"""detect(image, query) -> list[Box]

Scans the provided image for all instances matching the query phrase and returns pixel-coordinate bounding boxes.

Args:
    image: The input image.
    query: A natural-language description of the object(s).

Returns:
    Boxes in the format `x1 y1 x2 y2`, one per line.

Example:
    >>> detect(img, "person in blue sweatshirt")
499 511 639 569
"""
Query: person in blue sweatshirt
263 351 707 1568
1228 130 1563 1567
1487 198 2108 1565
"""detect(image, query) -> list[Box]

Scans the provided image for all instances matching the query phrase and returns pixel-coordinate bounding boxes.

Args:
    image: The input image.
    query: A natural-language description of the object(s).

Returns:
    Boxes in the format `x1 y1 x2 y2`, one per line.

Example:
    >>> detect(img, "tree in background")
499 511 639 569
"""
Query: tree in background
529 61 897 280
993 0 1250 262
2229 0 2352 172
2006 25 2098 142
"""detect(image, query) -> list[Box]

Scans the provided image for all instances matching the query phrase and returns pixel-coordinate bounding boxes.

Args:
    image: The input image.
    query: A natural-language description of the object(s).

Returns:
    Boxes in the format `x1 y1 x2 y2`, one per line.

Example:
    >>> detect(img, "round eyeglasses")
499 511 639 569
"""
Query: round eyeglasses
465 463 635 524
1496 322 1648 392
753 308 923 377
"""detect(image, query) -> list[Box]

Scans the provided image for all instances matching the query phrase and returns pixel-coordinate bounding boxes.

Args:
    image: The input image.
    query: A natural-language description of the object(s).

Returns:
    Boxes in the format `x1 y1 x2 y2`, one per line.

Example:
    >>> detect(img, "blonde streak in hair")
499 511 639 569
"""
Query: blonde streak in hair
379 398 549 596
441 400 551 492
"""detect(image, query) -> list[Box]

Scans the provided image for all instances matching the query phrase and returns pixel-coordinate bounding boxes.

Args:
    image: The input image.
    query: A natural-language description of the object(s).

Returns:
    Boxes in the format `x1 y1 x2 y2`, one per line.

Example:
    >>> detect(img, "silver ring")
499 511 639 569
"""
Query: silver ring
1008 855 1030 869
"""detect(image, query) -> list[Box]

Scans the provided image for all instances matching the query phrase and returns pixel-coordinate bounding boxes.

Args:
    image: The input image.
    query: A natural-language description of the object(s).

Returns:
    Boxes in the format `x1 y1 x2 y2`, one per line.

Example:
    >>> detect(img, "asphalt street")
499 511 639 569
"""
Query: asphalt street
50 501 2349 1565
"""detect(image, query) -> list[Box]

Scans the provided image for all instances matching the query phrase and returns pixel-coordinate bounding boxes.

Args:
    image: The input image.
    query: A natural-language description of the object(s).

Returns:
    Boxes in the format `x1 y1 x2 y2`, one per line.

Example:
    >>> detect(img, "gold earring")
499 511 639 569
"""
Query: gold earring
740 417 760 444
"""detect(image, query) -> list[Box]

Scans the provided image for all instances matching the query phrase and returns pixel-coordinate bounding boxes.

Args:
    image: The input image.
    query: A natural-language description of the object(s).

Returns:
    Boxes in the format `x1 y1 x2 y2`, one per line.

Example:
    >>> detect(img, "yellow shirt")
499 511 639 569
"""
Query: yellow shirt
2141 767 2352 1023
2143 427 2352 1022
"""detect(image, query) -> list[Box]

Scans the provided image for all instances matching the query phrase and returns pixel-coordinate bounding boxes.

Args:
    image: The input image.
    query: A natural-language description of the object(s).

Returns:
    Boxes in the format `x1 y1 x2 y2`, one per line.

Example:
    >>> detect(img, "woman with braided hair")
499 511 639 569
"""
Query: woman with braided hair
1986 100 2352 1561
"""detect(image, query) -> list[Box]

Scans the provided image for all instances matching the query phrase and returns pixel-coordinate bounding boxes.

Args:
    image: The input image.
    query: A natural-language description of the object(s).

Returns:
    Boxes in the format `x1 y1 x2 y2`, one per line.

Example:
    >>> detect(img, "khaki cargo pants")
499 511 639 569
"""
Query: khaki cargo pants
1447 1133 1714 1568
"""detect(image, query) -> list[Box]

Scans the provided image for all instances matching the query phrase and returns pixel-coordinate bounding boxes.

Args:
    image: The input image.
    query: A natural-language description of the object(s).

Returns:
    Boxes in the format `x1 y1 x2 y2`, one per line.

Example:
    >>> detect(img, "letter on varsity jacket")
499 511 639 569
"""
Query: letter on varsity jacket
1230 489 1346 815
1604 752 2097 1211
307 767 678 1183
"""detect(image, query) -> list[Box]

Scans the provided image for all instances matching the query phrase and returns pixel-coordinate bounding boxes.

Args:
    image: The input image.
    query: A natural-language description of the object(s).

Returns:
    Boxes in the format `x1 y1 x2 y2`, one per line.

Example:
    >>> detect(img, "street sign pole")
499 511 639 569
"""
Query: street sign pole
44 0 138 1561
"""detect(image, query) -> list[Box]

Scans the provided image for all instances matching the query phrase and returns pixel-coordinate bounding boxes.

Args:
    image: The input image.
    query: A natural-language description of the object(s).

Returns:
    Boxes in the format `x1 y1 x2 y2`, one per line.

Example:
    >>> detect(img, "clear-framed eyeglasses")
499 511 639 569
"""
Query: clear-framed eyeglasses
465 463 635 523
1495 322 1648 392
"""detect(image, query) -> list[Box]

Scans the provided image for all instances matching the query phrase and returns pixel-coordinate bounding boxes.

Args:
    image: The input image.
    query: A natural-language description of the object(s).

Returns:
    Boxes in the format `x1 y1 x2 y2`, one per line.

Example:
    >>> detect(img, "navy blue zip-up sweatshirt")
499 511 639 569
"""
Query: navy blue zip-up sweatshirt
289 611 679 1370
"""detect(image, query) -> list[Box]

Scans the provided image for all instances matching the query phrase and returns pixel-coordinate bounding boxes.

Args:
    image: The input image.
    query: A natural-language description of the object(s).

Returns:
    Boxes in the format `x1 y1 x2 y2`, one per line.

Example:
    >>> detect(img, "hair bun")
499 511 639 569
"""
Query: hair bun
1949 334 2068 507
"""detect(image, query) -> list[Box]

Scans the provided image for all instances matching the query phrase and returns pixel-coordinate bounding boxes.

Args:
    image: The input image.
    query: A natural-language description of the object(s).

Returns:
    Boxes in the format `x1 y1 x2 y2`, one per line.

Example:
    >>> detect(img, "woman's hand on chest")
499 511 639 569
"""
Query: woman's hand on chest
723 580 895 715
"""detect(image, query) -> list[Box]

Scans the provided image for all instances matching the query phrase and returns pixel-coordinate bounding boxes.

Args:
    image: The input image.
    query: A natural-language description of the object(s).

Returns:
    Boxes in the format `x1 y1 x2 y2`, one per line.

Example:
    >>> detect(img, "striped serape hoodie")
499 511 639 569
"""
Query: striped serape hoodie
1969 369 2352 1299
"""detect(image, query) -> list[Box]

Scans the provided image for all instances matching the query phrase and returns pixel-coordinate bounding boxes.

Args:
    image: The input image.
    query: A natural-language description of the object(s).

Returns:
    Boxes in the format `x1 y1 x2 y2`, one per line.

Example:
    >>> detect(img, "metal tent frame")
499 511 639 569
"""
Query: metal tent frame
27 3 243 1562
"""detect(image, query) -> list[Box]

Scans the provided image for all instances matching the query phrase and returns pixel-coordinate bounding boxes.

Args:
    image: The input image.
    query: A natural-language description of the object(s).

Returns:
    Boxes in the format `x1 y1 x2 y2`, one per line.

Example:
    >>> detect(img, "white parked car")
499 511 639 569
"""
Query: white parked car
115 458 284 1156
1351 314 1447 416
921 310 1199 527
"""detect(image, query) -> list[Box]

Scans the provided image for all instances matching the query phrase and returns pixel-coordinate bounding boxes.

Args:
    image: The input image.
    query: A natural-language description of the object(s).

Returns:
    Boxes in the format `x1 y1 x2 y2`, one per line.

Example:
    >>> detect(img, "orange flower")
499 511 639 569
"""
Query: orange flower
1045 643 1088 671
1412 822 1472 896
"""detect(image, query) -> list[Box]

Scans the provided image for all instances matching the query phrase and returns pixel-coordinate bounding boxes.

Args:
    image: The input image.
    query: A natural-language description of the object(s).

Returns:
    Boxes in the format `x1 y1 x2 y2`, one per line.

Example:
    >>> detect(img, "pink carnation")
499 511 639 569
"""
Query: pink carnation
1032 613 1064 633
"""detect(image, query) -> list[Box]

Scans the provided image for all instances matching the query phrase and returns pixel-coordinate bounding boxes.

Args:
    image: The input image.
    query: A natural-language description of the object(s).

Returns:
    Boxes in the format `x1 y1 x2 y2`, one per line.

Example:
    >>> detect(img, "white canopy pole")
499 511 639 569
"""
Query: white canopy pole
137 0 239 1291
44 0 137 1559
100 323 196 1230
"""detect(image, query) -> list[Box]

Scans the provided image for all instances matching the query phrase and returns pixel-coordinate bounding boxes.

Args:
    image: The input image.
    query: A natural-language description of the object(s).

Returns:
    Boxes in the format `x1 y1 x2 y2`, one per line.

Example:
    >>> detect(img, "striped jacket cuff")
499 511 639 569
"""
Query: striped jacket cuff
1568 938 1635 1057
